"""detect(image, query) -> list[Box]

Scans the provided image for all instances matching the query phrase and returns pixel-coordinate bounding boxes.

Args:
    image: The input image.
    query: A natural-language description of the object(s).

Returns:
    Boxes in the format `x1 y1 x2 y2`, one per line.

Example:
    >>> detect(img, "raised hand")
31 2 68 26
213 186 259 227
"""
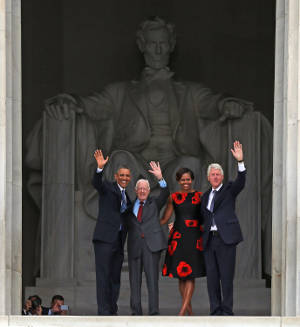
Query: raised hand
230 140 243 162
148 161 163 180
94 149 109 169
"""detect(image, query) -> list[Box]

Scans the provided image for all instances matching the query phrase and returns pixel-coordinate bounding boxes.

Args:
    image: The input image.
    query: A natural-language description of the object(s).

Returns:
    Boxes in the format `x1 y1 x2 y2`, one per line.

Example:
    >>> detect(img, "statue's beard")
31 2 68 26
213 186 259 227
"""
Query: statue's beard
144 54 170 70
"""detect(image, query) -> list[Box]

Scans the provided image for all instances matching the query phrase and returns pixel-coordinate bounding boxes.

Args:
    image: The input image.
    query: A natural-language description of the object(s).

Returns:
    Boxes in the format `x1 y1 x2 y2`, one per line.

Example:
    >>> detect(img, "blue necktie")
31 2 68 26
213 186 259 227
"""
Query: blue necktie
209 190 216 212
120 189 127 213
210 190 217 226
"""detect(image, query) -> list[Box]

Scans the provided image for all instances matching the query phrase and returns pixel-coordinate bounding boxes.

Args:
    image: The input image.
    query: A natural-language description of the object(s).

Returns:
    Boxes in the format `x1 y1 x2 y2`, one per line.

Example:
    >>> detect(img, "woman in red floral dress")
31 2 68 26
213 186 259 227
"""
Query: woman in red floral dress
160 167 206 316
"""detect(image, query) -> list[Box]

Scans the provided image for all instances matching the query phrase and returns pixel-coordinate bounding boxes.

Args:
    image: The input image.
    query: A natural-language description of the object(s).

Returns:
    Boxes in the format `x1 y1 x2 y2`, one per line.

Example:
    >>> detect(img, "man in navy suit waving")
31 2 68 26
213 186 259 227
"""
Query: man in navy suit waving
93 149 132 315
201 141 246 316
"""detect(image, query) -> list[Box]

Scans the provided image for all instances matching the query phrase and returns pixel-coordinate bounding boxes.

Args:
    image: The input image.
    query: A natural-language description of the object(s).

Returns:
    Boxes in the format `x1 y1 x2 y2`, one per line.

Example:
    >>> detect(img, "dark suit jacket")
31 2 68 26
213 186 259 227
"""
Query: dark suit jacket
41 306 50 315
125 186 169 259
92 171 131 244
201 170 246 248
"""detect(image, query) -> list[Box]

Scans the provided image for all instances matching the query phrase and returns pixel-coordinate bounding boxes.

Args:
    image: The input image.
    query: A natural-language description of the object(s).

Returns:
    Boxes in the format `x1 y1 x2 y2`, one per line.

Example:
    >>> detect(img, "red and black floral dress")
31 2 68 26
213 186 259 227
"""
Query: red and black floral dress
162 191 206 280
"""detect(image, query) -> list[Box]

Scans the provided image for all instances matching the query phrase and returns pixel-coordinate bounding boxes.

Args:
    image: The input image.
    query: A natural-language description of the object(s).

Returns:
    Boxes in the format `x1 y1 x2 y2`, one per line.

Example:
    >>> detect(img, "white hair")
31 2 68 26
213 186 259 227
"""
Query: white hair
207 163 224 176
135 179 150 190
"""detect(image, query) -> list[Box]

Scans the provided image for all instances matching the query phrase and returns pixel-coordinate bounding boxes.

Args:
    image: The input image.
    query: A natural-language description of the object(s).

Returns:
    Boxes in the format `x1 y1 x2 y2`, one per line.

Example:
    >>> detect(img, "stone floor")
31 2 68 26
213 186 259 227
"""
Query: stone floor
26 272 271 316
118 273 271 316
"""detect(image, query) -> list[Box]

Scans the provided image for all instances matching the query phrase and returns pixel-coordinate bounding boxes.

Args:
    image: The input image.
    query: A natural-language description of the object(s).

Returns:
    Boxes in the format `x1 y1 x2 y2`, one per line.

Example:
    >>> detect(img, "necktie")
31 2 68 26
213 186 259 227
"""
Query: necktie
210 190 217 226
209 190 216 212
120 189 127 213
137 201 144 222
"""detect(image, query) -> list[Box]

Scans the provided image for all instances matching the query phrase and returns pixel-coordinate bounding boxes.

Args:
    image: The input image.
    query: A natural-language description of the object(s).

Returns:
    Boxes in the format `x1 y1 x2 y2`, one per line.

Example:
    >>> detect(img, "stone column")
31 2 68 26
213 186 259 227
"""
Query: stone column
0 0 22 315
272 0 300 316
41 112 75 281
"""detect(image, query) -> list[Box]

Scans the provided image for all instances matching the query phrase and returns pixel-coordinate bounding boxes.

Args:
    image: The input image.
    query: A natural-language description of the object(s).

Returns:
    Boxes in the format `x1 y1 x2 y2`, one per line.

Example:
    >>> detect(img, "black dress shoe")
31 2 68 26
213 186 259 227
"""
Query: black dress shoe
210 309 223 316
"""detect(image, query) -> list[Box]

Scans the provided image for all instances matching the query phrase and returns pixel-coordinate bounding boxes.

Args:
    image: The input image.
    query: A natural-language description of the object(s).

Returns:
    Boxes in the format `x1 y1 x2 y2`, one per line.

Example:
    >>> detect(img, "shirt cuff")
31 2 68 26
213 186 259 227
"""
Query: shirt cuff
96 168 103 173
158 179 167 188
238 162 246 172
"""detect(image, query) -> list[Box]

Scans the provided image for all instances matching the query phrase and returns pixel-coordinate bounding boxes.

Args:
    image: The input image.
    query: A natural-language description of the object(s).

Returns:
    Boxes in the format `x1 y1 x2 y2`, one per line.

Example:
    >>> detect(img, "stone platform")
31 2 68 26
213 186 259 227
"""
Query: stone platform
1 316 300 327
26 272 270 316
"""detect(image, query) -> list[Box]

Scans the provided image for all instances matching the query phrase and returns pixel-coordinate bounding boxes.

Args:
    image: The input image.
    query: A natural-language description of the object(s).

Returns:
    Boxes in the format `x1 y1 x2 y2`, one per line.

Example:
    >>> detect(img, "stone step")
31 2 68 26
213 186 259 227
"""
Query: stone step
3 315 297 327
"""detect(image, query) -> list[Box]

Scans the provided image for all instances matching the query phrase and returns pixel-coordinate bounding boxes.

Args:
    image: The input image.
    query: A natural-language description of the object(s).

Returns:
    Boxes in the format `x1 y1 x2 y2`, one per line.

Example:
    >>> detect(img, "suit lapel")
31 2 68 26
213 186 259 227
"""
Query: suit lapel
202 190 210 211
140 198 153 223
112 182 132 207
112 182 122 198
128 82 150 129
213 184 228 211
202 186 226 213
125 190 131 206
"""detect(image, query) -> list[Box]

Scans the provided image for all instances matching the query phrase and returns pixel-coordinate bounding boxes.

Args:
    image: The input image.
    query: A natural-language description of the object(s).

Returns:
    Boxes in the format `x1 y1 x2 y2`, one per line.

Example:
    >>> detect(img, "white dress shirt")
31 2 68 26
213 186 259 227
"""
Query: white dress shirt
208 162 246 231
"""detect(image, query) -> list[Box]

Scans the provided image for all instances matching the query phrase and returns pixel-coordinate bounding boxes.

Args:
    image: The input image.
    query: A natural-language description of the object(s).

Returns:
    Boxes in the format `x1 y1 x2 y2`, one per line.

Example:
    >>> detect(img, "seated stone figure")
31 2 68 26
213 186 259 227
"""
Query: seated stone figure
26 17 272 280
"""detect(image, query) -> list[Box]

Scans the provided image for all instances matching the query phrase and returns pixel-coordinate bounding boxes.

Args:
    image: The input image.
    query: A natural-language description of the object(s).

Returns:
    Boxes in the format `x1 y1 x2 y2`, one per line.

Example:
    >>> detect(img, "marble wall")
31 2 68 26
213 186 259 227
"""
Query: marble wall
271 0 300 316
0 0 22 315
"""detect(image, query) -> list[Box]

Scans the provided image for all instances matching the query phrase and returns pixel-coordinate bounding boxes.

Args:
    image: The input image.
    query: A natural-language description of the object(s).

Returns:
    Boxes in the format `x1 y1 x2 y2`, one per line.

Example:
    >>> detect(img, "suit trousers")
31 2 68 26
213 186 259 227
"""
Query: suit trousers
93 232 124 315
129 239 161 315
204 233 236 315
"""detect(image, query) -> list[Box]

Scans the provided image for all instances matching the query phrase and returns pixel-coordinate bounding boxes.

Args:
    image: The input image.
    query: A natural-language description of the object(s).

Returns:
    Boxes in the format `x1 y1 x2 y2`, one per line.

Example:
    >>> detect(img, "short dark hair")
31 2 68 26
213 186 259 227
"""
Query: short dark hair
28 295 42 305
115 165 130 173
175 167 195 181
51 295 64 304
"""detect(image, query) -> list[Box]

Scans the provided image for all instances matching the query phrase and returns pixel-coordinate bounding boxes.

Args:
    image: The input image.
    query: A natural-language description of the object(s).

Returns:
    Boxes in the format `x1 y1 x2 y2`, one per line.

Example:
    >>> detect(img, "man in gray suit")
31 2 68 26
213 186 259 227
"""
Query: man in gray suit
125 161 169 315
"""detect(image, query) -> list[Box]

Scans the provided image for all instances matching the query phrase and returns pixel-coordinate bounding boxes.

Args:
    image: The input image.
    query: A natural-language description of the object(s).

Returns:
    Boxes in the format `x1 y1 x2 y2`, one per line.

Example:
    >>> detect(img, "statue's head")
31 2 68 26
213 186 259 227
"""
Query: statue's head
136 17 176 70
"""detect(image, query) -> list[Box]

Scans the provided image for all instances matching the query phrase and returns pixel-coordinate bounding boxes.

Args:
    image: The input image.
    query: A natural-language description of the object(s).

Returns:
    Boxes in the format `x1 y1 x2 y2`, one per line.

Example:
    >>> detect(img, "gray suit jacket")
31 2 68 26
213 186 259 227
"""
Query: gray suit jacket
125 186 169 259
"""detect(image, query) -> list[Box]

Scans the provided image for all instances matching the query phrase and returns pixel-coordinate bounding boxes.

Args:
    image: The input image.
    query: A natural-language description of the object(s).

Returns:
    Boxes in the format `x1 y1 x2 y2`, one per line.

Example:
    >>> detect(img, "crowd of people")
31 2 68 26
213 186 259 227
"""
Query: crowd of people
22 294 68 315
93 141 246 316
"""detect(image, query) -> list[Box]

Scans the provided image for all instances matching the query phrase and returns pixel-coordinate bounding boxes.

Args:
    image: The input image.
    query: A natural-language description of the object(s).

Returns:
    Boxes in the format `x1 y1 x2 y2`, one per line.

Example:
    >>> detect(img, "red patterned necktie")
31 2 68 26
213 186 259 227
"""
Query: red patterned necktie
137 201 144 222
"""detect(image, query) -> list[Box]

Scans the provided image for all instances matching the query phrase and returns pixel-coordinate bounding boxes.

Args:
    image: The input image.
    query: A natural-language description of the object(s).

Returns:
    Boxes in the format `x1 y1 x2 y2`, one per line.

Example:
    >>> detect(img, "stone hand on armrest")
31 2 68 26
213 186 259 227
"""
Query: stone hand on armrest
45 93 83 120
218 98 254 122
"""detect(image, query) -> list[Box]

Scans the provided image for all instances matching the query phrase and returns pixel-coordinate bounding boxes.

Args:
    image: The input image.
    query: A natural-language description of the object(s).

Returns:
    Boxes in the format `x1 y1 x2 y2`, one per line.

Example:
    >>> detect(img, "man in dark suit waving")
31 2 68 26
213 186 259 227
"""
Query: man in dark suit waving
125 161 169 315
201 141 246 316
93 149 132 315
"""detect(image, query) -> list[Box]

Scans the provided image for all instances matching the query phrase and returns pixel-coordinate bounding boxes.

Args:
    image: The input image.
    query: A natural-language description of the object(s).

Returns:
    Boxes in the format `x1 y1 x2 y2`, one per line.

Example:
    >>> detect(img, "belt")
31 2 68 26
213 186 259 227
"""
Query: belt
210 230 219 237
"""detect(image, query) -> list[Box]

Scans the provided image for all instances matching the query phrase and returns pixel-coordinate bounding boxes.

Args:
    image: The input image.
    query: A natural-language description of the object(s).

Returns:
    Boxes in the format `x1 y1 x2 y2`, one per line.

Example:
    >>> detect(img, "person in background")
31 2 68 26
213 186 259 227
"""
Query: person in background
42 294 68 315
